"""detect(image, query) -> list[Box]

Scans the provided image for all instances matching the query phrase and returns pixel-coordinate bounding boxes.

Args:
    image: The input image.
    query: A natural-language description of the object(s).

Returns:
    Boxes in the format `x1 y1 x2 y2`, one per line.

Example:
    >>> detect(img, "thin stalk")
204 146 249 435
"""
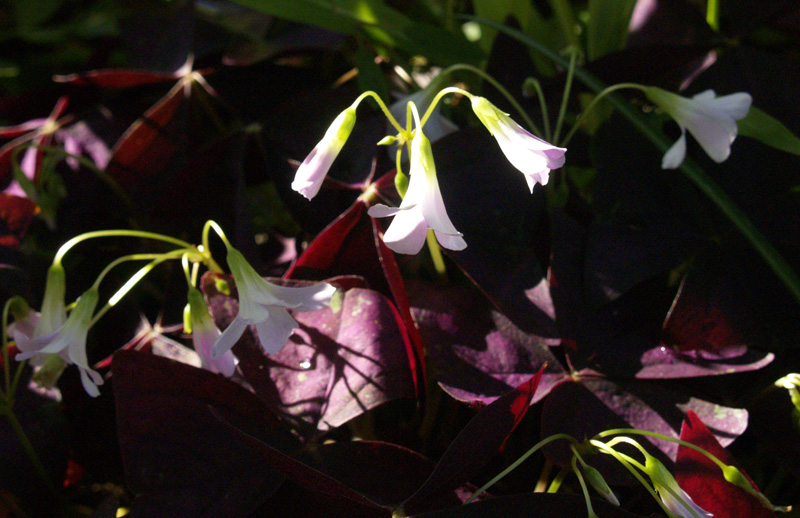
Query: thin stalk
571 455 597 518
595 428 729 471
466 433 578 503
553 46 578 143
460 16 800 306
547 467 569 492
54 230 194 265
426 230 447 280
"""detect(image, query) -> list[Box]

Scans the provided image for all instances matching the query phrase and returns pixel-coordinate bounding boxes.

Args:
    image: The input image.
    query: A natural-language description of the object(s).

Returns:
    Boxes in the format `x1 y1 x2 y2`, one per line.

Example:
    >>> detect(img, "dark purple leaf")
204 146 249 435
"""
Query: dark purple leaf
409 281 564 406
399 370 543 516
636 344 774 379
408 492 648 518
202 274 416 436
676 410 777 518
0 193 39 247
541 378 748 476
112 350 298 518
431 129 558 337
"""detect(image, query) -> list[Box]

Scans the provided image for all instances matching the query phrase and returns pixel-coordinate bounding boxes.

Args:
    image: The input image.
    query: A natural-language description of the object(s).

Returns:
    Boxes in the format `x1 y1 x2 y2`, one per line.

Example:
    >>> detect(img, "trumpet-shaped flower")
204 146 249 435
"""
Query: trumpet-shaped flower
291 105 357 200
15 288 104 397
644 87 752 169
368 123 466 254
470 96 566 191
211 248 336 358
645 455 713 518
187 287 236 377
10 264 67 365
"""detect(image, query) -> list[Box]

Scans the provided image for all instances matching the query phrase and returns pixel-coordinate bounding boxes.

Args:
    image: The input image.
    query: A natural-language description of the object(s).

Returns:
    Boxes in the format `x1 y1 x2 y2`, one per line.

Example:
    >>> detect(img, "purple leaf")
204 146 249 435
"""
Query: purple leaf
636 344 774 379
541 378 748 475
410 281 564 406
202 274 416 436
399 370 543 516
112 350 298 518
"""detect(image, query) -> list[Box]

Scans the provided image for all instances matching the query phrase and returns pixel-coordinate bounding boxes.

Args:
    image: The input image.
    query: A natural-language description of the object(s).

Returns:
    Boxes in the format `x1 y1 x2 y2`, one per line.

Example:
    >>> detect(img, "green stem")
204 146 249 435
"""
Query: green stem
571 454 597 518
549 0 580 48
706 0 720 31
432 64 542 136
553 47 578 143
54 230 194 266
528 78 552 141
547 467 569 492
354 90 406 135
460 16 800 306
426 230 447 280
595 428 729 471
560 83 645 146
466 433 578 503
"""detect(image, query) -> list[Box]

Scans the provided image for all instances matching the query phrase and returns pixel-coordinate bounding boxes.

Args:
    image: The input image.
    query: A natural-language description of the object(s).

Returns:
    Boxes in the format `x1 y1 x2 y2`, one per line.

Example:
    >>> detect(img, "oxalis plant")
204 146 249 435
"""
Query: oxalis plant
2 2 800 517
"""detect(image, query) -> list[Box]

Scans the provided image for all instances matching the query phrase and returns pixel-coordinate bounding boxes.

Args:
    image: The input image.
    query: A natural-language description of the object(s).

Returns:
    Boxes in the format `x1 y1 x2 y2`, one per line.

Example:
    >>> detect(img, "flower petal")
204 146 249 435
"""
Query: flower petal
662 130 688 169
79 367 104 398
212 318 248 359
262 282 337 311
254 307 299 355
382 205 429 254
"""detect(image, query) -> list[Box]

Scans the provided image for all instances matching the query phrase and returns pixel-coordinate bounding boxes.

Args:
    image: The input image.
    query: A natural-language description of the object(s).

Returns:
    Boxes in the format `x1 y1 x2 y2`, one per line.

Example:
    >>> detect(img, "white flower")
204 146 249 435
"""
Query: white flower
368 120 467 255
470 96 567 191
291 106 357 200
211 248 336 357
10 264 67 366
644 87 752 169
15 288 104 397
645 455 713 518
187 287 236 377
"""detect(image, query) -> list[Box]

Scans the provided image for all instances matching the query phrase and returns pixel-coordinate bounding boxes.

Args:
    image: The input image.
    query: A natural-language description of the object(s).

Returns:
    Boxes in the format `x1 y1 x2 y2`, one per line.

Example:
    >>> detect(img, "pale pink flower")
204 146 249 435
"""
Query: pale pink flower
187 287 236 377
644 87 752 169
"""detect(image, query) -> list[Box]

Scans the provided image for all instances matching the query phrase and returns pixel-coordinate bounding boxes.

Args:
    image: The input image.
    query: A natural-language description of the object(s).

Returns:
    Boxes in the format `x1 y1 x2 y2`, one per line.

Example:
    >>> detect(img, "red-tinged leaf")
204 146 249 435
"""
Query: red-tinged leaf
408 492 648 518
285 171 425 395
0 193 39 246
112 350 299 518
212 412 386 515
202 274 416 437
409 281 565 407
676 410 777 518
399 369 544 516
54 69 185 88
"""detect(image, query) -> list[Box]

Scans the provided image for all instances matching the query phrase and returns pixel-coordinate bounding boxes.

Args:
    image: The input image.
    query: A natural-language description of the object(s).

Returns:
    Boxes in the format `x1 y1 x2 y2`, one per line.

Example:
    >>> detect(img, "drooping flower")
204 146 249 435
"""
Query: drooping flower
645 455 713 518
10 264 67 365
368 107 466 255
582 464 620 506
15 288 104 397
470 96 567 191
211 247 336 358
291 105 357 200
644 87 752 169
187 287 236 377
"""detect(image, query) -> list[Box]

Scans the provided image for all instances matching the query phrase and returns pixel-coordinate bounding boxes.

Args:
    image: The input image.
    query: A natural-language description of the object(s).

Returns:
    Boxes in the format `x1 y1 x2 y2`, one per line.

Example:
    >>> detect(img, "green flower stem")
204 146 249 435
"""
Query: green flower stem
595 428 729 471
552 46 578 144
571 454 598 518
54 230 194 266
354 90 406 135
426 230 447 280
461 16 800 306
431 64 542 136
90 251 187 327
706 0 720 31
201 220 231 273
0 405 61 501
527 78 552 141
560 83 645 147
547 467 569 492
590 439 670 516
466 433 579 503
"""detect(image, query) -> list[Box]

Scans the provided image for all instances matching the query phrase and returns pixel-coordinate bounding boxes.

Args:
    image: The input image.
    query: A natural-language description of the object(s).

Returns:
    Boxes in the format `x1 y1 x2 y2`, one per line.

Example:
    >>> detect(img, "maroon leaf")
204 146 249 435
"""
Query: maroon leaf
202 274 416 436
0 193 39 247
399 369 544 516
409 281 564 406
54 69 190 88
285 170 425 395
112 350 298 518
408 493 648 518
676 410 776 518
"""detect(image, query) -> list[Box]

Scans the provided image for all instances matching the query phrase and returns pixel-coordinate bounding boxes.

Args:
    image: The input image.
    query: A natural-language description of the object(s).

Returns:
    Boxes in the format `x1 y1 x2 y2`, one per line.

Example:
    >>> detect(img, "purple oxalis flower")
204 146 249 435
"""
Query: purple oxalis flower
368 114 466 254
187 287 236 377
211 247 336 358
644 87 752 169
470 96 566 191
291 105 357 200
